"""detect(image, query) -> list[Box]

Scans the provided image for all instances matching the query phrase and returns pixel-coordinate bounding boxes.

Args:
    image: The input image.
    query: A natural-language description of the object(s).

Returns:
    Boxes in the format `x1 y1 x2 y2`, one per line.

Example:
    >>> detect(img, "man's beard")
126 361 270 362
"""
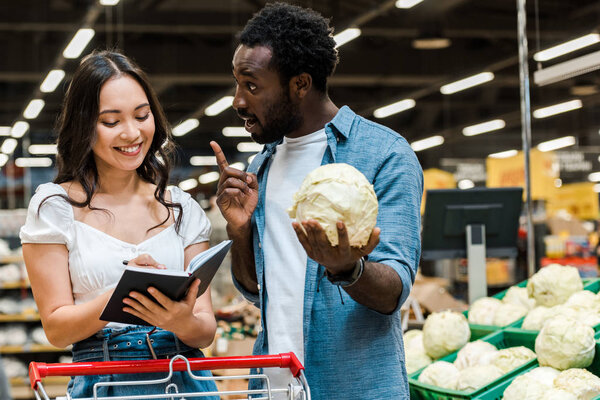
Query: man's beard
251 90 303 145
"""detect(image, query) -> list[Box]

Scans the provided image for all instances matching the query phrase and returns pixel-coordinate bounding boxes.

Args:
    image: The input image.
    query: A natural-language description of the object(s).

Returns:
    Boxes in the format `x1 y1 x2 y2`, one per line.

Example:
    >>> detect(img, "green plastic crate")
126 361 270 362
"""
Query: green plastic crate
409 330 538 400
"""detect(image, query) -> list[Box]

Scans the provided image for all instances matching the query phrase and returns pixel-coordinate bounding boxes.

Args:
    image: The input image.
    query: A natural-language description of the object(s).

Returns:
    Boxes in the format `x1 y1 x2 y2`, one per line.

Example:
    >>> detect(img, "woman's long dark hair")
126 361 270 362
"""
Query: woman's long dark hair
43 50 182 231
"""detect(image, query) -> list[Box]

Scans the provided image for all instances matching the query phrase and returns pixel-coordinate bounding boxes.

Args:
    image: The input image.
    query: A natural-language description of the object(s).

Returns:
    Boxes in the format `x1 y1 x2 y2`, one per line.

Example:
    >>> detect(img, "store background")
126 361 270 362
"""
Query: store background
2 0 600 398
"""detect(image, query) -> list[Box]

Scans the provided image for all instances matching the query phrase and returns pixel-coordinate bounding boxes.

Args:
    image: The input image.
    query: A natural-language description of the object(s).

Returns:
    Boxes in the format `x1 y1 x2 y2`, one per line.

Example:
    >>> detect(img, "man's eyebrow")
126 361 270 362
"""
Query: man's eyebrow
99 103 149 115
233 66 258 79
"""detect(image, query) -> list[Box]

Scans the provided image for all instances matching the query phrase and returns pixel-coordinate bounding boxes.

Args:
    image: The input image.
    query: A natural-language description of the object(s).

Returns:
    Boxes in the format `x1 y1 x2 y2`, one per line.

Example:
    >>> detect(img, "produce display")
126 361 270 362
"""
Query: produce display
422 310 470 359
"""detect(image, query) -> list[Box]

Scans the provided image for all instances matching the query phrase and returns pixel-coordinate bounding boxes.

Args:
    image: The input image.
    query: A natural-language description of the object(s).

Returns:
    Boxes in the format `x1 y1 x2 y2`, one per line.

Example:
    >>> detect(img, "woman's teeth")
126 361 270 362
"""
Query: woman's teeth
116 144 140 153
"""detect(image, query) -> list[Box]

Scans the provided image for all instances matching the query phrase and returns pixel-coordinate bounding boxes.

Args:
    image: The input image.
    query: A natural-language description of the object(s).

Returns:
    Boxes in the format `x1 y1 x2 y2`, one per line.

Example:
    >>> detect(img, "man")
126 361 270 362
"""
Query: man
210 3 423 399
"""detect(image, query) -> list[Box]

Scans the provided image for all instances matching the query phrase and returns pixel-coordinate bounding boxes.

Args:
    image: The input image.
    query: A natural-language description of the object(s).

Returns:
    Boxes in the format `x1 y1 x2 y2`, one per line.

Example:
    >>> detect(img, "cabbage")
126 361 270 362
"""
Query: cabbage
454 340 498 370
535 315 595 370
468 297 503 325
405 347 432 374
287 163 378 247
524 366 560 387
403 329 425 353
566 290 600 311
544 389 577 400
526 264 583 307
492 303 528 326
503 286 536 310
553 368 600 399
423 311 470 359
417 361 459 389
456 365 503 392
491 346 536 374
502 375 547 400
522 306 553 330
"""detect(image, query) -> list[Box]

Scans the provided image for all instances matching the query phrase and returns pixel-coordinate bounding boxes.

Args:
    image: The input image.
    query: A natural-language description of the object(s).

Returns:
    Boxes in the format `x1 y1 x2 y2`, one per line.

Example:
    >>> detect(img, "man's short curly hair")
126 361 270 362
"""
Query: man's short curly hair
239 2 339 93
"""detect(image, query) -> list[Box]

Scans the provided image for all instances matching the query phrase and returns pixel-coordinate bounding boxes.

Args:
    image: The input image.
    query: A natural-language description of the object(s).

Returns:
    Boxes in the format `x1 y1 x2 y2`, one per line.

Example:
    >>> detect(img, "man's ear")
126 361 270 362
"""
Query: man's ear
289 73 312 99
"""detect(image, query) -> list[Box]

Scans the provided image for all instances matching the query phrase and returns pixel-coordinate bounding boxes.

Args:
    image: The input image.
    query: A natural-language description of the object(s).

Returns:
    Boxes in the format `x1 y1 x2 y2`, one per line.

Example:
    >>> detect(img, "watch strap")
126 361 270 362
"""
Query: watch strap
326 257 365 287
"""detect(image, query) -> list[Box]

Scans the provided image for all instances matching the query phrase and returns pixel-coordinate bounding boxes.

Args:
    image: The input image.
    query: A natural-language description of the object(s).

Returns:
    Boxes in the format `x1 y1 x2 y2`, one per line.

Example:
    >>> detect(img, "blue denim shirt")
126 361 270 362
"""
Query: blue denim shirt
233 106 423 399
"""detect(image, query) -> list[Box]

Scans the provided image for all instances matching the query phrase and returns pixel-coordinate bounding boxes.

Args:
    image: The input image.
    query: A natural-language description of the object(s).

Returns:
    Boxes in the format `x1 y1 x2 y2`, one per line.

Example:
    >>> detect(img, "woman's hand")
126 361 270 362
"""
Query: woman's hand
122 279 201 332
125 253 166 269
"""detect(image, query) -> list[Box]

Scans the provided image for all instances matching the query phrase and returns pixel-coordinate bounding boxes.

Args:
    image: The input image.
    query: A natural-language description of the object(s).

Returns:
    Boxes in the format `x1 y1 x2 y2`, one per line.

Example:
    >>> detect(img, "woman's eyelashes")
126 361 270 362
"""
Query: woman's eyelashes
100 113 150 128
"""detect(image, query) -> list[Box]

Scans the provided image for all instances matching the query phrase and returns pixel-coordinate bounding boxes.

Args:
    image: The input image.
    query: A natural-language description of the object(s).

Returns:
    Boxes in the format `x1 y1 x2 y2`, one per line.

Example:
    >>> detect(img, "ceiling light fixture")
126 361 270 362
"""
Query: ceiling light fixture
172 118 199 136
333 28 361 48
462 119 505 136
534 50 600 86
1 138 18 155
534 33 600 62
40 70 65 93
533 99 582 119
190 156 217 166
412 36 451 50
537 136 576 152
23 99 45 119
237 142 263 153
588 172 600 182
15 157 52 168
488 149 518 159
178 178 198 191
0 154 8 167
411 135 444 152
199 172 220 184
373 99 416 118
440 72 494 95
395 0 424 8
204 96 234 116
0 127 10 136
63 28 95 59
230 162 246 170
99 0 120 5
222 127 250 137
11 121 29 138
28 144 57 155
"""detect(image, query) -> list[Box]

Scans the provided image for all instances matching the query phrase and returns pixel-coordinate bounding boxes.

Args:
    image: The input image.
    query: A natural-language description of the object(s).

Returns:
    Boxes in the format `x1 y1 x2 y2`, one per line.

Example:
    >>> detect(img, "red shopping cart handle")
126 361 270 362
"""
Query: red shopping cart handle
29 352 304 390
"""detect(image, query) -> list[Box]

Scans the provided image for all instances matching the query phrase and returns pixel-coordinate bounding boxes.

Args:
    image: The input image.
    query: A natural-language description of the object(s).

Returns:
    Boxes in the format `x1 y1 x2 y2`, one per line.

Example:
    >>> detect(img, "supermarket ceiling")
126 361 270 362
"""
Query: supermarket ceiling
3 0 600 184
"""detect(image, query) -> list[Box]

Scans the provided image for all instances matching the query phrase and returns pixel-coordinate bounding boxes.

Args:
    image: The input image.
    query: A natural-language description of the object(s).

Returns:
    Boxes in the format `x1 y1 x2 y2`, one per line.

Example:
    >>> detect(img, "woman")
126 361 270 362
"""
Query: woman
20 50 218 398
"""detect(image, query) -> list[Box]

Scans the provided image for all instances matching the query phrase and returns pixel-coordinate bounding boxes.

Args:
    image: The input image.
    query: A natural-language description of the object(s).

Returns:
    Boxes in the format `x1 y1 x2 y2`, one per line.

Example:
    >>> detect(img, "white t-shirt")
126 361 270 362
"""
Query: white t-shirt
262 129 327 393
20 183 211 327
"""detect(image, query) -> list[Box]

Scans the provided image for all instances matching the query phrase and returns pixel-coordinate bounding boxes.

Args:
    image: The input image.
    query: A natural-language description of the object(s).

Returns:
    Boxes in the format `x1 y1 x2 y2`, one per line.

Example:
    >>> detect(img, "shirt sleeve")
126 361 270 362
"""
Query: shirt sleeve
369 137 424 314
19 183 74 246
173 187 212 248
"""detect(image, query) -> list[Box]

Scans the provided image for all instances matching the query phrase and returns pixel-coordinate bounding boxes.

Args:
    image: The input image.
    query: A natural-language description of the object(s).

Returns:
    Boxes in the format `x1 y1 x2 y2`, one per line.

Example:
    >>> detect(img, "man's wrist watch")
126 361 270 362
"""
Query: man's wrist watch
326 257 365 288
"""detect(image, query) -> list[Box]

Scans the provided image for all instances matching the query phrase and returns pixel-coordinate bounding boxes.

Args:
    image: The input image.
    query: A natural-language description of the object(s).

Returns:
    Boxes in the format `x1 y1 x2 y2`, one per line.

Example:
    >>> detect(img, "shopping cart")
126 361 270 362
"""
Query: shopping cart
28 352 310 400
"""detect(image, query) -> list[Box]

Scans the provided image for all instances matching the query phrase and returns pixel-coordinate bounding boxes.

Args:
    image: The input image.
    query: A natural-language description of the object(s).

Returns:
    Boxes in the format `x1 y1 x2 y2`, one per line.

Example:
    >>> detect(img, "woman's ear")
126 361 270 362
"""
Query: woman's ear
290 73 312 99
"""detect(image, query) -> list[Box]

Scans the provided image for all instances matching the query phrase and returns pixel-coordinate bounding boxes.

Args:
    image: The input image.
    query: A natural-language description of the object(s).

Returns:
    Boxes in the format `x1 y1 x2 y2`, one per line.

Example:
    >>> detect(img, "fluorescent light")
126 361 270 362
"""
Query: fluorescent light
190 155 217 166
23 99 45 119
28 144 57 155
15 157 52 168
334 28 361 48
178 178 198 191
396 0 424 8
537 136 576 152
594 184 600 193
11 121 29 138
458 179 475 190
222 127 250 137
40 70 65 93
199 171 220 184
462 119 505 136
1 138 18 155
411 135 444 152
533 99 582 119
489 149 518 159
172 118 199 136
237 142 264 152
63 28 95 59
204 96 234 116
0 154 8 167
248 154 256 164
534 33 600 62
373 99 416 118
230 162 245 170
99 0 120 5
0 127 10 136
589 172 600 182
440 72 494 95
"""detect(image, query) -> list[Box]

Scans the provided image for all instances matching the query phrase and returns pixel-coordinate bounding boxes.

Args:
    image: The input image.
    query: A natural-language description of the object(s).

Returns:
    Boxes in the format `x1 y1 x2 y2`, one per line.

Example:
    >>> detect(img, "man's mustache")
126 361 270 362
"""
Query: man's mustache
237 109 256 120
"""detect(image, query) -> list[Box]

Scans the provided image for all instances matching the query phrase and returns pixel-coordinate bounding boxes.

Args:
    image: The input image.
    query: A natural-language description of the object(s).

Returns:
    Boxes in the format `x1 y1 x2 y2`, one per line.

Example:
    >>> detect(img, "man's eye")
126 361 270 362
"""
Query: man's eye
248 83 257 91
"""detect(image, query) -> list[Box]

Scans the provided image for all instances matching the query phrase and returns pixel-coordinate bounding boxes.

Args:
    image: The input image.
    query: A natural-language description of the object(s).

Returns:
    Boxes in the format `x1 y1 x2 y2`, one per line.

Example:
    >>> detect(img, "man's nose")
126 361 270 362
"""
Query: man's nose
232 86 247 111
